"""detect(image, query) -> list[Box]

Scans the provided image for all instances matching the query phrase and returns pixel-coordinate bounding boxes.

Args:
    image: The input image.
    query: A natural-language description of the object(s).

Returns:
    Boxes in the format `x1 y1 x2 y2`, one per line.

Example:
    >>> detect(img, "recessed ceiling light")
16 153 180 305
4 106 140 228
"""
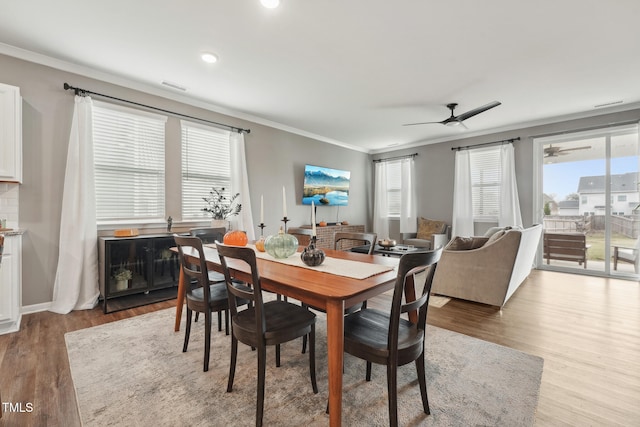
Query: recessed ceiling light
260 0 280 9
201 52 218 64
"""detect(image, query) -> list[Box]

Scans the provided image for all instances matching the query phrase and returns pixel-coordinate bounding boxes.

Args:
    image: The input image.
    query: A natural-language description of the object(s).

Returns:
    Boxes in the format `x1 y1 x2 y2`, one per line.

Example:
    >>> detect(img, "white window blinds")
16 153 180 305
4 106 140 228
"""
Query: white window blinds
181 121 231 219
92 102 167 222
386 160 402 216
470 147 501 221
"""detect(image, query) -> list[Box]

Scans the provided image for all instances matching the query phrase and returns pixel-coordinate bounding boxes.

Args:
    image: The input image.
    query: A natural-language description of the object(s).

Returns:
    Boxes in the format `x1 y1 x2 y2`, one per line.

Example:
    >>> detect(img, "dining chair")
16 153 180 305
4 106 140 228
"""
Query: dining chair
174 234 246 372
216 243 318 427
341 248 442 427
334 231 377 254
301 231 377 354
288 227 314 246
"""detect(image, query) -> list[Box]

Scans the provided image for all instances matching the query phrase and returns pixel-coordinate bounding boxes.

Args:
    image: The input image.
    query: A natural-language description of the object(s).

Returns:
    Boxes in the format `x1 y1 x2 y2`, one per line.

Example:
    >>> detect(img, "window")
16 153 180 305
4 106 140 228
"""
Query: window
385 160 402 216
470 148 501 221
618 195 627 202
582 196 588 204
181 121 231 219
93 102 167 222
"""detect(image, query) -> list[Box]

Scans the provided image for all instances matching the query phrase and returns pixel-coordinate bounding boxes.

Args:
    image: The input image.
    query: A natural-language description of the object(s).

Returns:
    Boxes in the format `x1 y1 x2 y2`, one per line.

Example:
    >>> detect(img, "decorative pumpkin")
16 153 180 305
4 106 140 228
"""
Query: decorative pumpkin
223 230 248 246
255 236 266 252
301 237 325 266
319 221 327 227
264 228 298 259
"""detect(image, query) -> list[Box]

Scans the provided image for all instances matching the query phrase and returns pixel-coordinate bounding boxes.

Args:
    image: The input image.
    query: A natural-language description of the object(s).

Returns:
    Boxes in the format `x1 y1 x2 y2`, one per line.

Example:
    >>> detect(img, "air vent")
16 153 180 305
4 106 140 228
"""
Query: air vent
161 80 187 91
594 100 623 108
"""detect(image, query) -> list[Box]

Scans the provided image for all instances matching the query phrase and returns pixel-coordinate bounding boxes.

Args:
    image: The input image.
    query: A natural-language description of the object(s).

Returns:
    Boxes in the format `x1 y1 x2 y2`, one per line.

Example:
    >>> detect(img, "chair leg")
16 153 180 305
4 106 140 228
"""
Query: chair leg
309 325 318 394
276 344 281 367
183 308 192 353
415 353 430 415
302 334 307 354
218 311 222 332
203 310 212 372
224 309 230 335
257 346 267 427
366 361 372 381
195 311 199 322
227 336 238 392
387 363 399 427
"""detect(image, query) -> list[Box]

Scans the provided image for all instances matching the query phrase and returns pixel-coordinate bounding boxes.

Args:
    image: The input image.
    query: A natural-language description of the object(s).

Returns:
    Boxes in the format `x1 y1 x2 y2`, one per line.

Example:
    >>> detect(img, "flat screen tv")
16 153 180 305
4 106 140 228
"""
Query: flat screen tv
302 164 350 206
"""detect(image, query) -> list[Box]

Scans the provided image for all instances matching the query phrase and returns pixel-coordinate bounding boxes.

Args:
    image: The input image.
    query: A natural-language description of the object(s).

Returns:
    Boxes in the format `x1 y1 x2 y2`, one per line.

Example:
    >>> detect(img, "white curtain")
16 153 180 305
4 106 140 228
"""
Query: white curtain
230 132 256 240
452 150 474 237
50 95 99 314
373 162 389 239
399 158 417 233
499 143 523 227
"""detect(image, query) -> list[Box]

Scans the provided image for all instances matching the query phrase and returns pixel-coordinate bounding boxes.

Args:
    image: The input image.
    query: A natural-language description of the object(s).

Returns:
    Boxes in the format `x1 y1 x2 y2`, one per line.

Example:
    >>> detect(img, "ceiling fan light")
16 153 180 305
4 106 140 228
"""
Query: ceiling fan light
261 0 280 8
201 52 218 64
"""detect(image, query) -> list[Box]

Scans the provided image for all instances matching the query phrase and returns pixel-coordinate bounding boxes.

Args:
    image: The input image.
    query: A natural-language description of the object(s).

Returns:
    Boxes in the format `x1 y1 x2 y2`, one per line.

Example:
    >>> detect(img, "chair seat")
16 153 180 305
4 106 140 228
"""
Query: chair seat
616 248 636 262
233 300 316 345
344 308 423 365
208 270 226 283
188 282 228 304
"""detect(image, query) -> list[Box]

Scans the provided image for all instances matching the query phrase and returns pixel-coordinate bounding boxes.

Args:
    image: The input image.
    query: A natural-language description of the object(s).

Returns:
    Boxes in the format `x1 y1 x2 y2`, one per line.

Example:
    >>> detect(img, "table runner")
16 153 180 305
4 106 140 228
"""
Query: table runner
206 244 395 279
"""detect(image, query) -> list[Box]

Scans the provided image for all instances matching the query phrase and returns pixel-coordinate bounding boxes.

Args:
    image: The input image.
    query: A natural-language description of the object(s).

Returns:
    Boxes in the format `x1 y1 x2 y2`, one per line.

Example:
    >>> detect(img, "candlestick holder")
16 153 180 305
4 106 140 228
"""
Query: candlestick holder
258 223 266 237
281 217 290 233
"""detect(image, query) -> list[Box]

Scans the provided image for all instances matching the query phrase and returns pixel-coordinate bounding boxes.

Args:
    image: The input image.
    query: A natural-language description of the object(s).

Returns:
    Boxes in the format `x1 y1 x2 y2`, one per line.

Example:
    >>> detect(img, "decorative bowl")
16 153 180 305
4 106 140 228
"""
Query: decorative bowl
378 239 397 249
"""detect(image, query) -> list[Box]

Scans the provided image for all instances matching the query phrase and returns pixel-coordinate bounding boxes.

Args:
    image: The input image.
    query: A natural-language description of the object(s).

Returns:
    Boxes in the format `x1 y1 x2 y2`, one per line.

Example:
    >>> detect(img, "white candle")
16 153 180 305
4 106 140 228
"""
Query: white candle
260 195 264 223
282 186 287 218
311 201 316 236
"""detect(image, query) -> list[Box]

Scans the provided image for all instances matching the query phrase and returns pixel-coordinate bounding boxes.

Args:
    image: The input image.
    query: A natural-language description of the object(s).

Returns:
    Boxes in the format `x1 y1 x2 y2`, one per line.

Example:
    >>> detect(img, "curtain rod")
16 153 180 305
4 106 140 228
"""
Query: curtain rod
451 137 520 151
372 153 418 163
63 83 250 134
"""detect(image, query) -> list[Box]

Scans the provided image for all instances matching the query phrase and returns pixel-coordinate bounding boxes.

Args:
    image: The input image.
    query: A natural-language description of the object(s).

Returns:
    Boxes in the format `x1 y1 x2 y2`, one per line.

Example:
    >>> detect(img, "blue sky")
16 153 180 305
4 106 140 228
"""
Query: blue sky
544 156 638 201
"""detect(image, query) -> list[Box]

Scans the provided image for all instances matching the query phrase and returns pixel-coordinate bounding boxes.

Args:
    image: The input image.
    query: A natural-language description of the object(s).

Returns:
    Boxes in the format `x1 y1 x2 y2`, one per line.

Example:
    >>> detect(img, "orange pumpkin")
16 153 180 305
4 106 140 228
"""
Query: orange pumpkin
255 237 266 252
319 221 327 227
223 230 248 246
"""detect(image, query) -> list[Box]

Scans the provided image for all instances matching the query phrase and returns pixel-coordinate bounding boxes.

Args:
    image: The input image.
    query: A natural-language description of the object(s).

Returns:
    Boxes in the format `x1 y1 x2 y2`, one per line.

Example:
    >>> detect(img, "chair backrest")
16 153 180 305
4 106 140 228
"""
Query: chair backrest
334 231 377 254
288 227 314 246
216 244 266 333
173 234 210 300
190 227 226 244
388 248 442 352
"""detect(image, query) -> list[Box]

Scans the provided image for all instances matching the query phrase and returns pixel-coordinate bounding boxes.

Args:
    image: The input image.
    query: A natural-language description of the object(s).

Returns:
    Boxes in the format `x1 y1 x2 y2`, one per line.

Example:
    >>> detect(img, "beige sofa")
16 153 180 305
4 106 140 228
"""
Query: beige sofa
431 224 543 307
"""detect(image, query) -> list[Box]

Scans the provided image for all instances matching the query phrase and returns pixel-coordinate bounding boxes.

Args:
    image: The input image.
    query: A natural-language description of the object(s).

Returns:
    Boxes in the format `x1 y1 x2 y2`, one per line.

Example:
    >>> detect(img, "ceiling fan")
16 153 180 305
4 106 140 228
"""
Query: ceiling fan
544 145 592 158
403 101 502 128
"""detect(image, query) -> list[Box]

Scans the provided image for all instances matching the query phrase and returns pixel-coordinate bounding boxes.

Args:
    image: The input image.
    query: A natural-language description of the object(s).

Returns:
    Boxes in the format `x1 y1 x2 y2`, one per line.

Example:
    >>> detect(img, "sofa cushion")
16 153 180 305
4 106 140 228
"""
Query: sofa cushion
416 217 447 240
486 229 506 244
446 236 487 251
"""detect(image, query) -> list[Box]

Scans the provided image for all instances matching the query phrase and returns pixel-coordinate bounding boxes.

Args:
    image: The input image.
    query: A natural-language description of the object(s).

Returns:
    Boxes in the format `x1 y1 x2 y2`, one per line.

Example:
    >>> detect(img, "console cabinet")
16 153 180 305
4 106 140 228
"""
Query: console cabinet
0 233 22 335
98 234 182 313
0 83 22 183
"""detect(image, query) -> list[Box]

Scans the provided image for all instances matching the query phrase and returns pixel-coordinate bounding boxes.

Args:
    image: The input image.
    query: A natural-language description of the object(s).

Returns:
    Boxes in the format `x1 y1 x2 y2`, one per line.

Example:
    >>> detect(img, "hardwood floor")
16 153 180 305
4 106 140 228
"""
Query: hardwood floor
1 269 638 426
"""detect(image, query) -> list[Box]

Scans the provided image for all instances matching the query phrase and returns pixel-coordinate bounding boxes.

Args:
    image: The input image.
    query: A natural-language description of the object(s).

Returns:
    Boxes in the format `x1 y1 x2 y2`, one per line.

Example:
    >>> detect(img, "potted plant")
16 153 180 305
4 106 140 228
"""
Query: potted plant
113 267 132 291
202 187 242 228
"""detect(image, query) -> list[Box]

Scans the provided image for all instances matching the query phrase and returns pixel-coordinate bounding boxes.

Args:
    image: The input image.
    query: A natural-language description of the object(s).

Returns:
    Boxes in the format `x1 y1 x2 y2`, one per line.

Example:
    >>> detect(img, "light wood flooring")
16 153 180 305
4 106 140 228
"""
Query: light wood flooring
0 269 638 426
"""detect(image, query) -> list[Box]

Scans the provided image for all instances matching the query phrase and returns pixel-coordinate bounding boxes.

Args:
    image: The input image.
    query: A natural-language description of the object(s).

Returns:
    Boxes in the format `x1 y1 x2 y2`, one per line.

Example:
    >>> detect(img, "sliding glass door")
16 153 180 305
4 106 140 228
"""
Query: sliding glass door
535 124 639 278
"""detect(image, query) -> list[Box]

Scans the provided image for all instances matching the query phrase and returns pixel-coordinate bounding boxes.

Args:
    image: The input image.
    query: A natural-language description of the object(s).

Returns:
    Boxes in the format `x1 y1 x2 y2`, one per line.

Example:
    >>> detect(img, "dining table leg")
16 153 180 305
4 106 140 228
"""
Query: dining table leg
326 299 345 427
174 265 186 332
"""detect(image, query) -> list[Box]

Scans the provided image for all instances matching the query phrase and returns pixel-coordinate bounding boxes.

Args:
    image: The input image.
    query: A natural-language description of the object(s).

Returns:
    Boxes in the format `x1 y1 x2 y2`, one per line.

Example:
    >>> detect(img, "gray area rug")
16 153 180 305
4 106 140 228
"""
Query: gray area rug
66 308 543 426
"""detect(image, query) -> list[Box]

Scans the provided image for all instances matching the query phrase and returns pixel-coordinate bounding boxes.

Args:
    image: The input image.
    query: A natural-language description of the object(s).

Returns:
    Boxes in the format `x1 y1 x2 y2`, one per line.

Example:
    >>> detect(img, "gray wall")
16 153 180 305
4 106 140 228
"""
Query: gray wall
372 109 640 241
0 53 371 306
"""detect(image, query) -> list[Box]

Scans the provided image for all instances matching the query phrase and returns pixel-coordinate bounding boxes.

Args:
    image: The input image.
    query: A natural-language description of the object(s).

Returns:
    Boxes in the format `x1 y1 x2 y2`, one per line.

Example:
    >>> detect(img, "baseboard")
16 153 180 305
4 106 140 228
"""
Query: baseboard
21 301 52 314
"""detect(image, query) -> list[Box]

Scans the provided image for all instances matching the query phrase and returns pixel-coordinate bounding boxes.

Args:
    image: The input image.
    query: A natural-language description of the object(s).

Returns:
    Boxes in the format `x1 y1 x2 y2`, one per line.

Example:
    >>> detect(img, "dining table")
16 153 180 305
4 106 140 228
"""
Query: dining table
172 243 399 427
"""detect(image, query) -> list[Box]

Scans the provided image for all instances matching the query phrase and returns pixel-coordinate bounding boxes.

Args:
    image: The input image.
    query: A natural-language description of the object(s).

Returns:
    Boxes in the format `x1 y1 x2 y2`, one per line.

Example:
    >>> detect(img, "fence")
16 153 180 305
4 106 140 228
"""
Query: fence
543 215 640 238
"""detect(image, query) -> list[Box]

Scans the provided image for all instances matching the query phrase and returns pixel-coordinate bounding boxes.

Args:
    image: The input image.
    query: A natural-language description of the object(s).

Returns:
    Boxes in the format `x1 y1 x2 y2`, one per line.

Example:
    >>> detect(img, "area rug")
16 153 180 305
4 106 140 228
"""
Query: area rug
65 308 543 426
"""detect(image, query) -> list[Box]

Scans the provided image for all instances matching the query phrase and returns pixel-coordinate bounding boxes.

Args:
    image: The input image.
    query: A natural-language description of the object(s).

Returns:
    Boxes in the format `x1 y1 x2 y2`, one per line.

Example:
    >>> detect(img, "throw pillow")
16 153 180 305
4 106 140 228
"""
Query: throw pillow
416 217 447 240
446 236 488 251
486 229 506 245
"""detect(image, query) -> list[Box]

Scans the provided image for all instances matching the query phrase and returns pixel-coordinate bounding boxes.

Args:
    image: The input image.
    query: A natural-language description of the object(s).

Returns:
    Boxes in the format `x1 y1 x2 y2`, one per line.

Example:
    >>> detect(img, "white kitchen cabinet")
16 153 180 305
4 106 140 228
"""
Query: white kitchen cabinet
0 233 22 334
0 83 22 183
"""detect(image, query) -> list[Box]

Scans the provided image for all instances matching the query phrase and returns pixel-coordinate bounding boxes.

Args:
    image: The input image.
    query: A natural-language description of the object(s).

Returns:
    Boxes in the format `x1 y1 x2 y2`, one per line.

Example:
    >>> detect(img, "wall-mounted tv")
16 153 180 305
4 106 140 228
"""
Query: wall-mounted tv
302 164 350 206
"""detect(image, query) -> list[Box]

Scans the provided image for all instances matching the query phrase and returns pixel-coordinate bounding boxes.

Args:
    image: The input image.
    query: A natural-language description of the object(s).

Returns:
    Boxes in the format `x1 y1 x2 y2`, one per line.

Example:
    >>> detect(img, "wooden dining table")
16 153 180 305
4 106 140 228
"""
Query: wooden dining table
172 244 399 427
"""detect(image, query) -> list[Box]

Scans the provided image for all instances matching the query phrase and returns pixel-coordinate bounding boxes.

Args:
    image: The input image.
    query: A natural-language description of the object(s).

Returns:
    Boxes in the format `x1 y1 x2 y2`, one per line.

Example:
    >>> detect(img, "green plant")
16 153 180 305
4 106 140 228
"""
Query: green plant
113 267 132 281
202 187 242 220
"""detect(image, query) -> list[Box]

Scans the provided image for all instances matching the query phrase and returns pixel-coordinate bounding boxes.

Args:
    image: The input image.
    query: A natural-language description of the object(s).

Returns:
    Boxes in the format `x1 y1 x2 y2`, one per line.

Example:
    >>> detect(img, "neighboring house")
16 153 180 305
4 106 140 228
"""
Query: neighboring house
577 172 640 216
557 199 579 215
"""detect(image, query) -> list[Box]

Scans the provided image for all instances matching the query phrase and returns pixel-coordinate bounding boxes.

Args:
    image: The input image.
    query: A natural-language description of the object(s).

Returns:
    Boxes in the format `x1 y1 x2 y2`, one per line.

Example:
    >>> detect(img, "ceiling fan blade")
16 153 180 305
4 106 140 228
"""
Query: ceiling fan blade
558 145 592 153
455 101 502 122
402 121 442 126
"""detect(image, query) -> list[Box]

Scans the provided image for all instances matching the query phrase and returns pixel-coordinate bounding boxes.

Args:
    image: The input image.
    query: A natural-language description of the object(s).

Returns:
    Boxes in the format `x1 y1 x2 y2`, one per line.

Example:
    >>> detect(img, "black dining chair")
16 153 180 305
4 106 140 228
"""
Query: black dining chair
341 248 442 427
174 234 247 372
217 243 318 427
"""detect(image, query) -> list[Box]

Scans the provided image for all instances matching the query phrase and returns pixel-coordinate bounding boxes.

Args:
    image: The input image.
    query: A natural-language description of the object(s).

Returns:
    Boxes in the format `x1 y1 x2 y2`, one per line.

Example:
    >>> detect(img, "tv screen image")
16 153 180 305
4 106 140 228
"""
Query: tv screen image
302 164 350 206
